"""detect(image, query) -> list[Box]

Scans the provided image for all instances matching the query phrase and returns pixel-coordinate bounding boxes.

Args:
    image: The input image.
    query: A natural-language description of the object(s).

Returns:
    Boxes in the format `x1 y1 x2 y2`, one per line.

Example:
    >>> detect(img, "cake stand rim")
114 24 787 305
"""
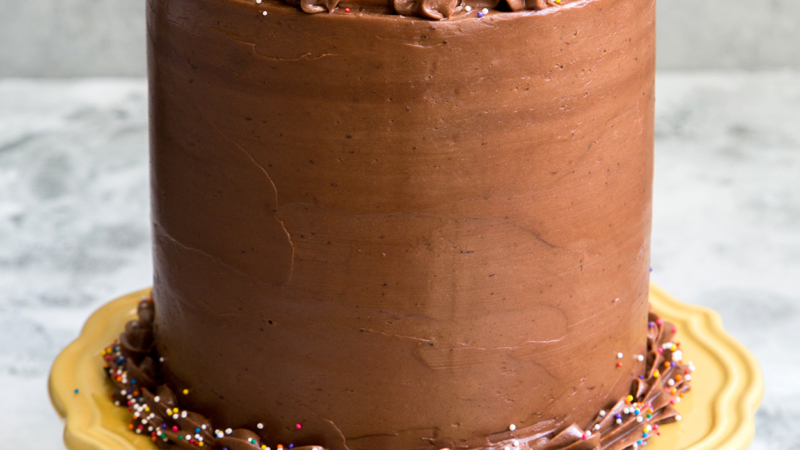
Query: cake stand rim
648 284 764 450
49 288 153 450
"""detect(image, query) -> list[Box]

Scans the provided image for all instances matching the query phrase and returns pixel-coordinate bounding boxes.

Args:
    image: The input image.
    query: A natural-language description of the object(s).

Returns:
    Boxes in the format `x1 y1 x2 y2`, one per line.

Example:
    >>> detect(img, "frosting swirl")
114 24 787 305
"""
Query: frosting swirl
282 0 573 20
103 298 693 450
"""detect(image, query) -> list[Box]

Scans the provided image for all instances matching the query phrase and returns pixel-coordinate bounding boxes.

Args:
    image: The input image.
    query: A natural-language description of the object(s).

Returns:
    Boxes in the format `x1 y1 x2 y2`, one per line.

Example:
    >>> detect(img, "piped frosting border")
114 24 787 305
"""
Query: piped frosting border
268 0 580 20
102 297 693 450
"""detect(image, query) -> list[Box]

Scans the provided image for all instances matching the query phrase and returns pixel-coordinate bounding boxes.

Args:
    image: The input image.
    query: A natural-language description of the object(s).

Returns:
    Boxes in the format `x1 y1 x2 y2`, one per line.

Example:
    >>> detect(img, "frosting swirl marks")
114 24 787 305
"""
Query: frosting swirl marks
103 298 693 450
283 0 571 20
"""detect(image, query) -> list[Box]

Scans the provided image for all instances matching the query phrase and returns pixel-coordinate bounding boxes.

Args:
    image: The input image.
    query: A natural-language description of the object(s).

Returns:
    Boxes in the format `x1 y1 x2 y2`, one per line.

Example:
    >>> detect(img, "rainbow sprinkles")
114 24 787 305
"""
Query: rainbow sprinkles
101 297 694 450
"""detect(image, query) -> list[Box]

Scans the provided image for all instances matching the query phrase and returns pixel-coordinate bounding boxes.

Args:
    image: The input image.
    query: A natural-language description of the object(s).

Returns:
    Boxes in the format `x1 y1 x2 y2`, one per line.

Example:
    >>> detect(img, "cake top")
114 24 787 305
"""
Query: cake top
280 0 581 20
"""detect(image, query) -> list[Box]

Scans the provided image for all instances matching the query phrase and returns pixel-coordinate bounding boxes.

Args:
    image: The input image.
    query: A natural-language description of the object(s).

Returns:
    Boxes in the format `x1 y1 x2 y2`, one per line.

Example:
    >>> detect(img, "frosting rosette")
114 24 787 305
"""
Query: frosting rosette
283 0 573 19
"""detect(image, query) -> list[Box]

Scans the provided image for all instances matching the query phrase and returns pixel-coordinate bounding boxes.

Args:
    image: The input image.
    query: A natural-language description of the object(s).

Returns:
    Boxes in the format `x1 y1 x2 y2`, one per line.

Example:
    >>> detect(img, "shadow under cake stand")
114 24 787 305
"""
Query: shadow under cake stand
49 284 764 450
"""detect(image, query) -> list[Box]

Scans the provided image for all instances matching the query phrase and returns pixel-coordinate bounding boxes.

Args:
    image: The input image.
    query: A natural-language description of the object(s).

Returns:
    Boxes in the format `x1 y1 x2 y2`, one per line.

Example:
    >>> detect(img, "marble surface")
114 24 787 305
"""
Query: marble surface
0 73 797 449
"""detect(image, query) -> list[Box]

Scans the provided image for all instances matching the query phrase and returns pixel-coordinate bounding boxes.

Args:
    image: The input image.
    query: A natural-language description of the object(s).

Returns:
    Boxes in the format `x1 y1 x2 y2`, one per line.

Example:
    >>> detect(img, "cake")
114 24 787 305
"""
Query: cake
102 0 694 448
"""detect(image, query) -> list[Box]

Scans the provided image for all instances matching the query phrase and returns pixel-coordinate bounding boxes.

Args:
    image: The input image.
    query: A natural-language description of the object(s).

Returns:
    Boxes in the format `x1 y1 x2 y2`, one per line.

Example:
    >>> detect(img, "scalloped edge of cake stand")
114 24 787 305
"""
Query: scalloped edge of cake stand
49 284 763 450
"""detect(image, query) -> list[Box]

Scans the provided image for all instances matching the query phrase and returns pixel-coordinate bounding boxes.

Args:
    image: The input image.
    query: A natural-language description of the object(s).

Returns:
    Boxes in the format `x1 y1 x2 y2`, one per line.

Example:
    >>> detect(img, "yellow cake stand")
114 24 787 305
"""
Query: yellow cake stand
50 284 764 450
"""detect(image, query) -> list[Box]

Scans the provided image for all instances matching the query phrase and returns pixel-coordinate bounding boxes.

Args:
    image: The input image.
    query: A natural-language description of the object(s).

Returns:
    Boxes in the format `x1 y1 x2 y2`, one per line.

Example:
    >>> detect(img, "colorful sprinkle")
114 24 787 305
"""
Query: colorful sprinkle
102 298 695 450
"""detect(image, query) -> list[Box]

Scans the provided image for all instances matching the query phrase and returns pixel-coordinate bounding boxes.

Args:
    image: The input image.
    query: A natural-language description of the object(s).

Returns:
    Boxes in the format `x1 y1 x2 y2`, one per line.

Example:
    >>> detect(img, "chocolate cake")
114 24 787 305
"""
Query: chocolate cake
102 0 694 448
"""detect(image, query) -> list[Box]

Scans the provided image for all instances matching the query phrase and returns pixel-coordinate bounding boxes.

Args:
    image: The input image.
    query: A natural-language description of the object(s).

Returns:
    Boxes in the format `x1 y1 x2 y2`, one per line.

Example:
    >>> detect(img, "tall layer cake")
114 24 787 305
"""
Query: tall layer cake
144 0 657 448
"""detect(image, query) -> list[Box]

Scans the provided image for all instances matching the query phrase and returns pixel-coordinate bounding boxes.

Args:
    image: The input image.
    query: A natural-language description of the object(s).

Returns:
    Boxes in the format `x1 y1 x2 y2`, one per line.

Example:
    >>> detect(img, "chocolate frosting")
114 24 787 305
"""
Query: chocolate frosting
285 0 574 20
146 0 657 448
105 300 692 449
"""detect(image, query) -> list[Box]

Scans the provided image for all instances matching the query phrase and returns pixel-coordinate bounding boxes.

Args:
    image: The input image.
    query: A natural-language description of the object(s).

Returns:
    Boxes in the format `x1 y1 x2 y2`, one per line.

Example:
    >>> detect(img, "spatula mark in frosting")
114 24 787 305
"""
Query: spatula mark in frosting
157 109 295 287
297 402 354 450
412 305 568 370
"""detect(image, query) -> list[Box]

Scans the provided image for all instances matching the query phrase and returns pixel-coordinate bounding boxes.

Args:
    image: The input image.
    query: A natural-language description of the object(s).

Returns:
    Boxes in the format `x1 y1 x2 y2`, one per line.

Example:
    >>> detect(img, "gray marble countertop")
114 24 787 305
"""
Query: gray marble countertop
1 73 797 449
